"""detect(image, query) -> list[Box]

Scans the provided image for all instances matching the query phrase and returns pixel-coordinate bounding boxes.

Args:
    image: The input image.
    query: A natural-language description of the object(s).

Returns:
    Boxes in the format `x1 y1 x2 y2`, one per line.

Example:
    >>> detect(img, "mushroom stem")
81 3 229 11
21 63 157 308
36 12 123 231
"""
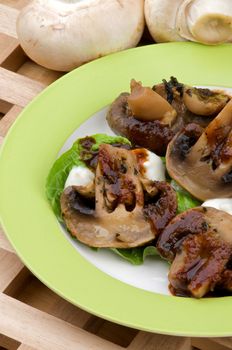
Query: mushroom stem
177 0 232 44
166 98 232 200
145 0 186 42
189 98 232 163
183 87 230 116
127 80 177 124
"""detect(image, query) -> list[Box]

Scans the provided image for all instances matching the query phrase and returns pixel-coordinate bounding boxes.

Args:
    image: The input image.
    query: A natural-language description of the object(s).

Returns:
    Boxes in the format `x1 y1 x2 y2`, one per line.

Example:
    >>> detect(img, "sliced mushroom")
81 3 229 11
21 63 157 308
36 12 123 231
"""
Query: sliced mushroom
166 99 232 200
157 207 232 298
61 144 177 248
183 87 230 116
107 77 230 155
127 80 177 125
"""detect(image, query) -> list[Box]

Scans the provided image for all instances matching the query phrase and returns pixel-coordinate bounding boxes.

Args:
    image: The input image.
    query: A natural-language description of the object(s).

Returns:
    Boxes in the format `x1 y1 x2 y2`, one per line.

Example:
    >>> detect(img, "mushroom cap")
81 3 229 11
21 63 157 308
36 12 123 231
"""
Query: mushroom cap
157 207 232 297
177 0 232 45
183 87 230 116
17 0 144 71
145 0 186 42
166 99 232 201
61 144 177 248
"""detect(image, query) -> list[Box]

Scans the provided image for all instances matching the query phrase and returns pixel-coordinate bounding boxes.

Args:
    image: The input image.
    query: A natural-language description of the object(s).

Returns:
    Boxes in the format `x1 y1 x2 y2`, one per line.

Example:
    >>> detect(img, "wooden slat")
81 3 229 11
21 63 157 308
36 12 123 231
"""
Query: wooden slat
2 44 26 71
18 61 63 85
84 316 137 348
15 276 137 348
16 276 91 329
0 334 20 350
0 33 25 71
0 293 123 350
0 226 14 253
0 99 12 114
1 0 30 10
192 338 232 350
0 105 23 136
0 67 45 107
0 33 17 60
18 345 36 350
0 248 24 292
0 4 18 38
214 339 232 349
128 332 191 350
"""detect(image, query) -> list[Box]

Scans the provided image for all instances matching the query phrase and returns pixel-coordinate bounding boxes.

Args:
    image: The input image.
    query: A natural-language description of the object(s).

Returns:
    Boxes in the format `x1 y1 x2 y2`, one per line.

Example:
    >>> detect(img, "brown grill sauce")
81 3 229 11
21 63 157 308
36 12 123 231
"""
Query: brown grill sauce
79 137 131 170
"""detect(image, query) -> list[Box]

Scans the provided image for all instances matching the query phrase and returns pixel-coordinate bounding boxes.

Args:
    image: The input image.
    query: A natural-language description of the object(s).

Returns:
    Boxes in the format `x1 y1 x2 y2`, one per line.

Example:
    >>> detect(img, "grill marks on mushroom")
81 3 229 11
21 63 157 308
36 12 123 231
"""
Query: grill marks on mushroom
61 144 177 248
157 207 232 298
166 99 232 200
106 77 230 156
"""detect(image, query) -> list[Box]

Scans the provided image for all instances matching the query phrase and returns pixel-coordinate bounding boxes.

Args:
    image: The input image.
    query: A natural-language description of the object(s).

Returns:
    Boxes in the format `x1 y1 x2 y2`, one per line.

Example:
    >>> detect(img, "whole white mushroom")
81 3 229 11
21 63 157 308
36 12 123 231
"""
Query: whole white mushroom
17 0 144 71
145 0 232 45
145 0 186 42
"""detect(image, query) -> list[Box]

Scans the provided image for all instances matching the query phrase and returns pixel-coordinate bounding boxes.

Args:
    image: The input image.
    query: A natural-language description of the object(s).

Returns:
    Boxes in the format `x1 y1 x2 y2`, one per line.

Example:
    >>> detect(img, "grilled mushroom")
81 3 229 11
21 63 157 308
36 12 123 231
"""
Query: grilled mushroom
157 207 232 298
166 99 232 201
106 84 175 156
107 77 230 155
61 144 177 248
183 87 229 116
127 80 177 124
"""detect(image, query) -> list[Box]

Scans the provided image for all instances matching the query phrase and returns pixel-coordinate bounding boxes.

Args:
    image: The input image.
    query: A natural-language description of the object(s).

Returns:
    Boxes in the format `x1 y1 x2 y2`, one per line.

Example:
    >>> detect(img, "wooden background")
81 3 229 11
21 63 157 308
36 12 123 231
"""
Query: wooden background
0 1 232 349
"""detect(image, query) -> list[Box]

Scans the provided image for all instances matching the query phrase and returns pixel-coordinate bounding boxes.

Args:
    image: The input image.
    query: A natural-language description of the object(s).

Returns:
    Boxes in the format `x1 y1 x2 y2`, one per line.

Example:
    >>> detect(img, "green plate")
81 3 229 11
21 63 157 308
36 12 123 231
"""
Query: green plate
1 42 232 336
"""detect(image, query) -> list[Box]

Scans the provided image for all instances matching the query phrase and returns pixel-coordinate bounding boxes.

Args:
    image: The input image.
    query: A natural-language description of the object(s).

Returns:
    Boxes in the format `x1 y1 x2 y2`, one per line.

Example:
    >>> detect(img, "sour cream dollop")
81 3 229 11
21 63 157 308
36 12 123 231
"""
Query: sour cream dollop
202 198 232 216
65 165 94 189
133 149 166 182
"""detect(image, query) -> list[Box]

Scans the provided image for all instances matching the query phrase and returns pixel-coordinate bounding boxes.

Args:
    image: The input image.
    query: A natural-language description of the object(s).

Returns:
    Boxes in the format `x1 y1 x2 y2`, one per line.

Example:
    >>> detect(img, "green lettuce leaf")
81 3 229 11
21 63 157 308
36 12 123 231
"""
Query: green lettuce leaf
46 134 131 221
111 246 158 265
171 180 201 213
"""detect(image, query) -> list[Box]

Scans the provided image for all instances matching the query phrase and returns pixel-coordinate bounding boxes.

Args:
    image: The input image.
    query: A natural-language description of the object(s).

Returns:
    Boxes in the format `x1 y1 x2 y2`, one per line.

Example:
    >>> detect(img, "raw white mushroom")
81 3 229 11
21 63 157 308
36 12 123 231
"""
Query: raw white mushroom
145 0 186 42
202 198 232 216
145 0 232 45
17 0 144 71
177 0 232 44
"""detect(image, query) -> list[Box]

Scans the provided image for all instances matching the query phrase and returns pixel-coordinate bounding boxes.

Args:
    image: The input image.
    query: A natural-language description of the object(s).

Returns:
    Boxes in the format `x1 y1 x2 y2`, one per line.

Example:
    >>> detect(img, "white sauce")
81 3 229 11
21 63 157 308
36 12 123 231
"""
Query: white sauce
202 198 232 216
142 150 166 182
65 165 94 189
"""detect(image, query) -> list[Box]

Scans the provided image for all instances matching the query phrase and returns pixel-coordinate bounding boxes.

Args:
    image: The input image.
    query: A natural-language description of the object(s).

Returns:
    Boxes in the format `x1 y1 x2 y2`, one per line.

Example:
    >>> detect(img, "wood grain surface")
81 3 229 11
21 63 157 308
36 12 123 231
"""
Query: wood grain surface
0 1 232 349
